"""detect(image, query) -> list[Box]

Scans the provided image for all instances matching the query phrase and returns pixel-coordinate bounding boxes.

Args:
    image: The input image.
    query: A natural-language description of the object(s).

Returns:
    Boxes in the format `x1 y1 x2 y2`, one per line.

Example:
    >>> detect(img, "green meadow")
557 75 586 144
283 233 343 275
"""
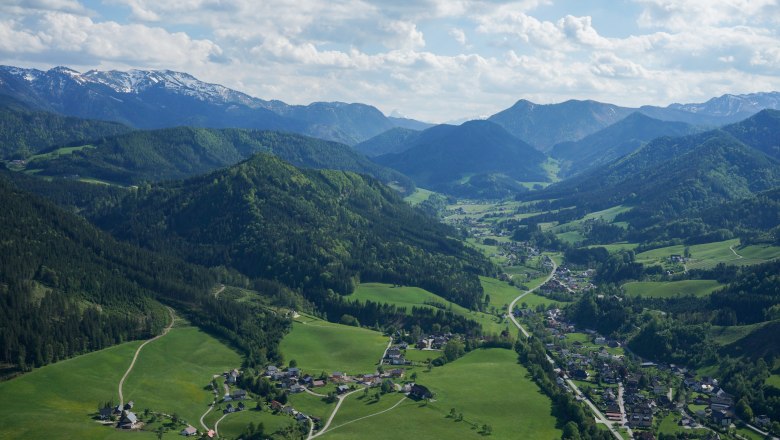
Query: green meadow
280 314 388 375
709 321 773 346
635 239 747 269
0 340 145 440
319 348 561 440
121 324 242 427
349 283 511 335
403 187 436 205
623 280 723 298
216 408 298 439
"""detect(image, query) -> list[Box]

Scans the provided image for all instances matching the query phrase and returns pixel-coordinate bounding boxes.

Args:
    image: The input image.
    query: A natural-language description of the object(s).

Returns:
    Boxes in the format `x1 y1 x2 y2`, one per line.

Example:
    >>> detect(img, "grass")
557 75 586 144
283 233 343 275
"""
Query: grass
27 144 95 162
403 187 436 205
349 283 511 336
622 280 723 298
656 412 708 436
215 408 297 439
709 321 772 346
121 324 242 427
556 230 586 244
287 391 336 421
589 242 639 253
280 314 388 375
635 239 743 269
0 340 149 440
319 348 561 440
582 205 631 223
480 276 522 310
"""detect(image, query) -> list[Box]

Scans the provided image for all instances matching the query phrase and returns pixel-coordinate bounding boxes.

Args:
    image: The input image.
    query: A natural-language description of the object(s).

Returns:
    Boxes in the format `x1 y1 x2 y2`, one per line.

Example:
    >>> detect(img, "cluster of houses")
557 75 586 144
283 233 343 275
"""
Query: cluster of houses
683 376 740 428
384 343 411 366
414 333 454 350
98 400 141 430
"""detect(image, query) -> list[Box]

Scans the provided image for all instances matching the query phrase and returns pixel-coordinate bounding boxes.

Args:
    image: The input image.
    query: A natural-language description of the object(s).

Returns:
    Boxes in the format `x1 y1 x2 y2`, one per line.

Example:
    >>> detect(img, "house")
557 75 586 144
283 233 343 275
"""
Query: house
336 385 350 394
410 384 433 400
281 406 295 415
118 411 138 429
270 400 283 411
389 369 404 378
390 357 406 365
756 415 771 428
223 403 235 414
237 402 245 411
232 389 247 400
712 409 732 427
181 426 198 436
594 337 606 345
123 400 134 410
266 365 279 376
288 367 300 377
571 369 589 380
312 380 326 388
290 384 306 394
226 368 240 384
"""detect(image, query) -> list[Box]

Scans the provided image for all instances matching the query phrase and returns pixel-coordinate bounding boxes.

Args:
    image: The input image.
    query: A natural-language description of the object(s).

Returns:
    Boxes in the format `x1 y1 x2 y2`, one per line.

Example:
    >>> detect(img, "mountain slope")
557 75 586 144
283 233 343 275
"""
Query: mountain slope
0 65 423 145
94 153 493 308
551 112 698 176
28 127 414 192
353 127 421 157
722 109 780 160
0 176 216 371
375 120 548 198
488 99 635 150
530 117 780 227
0 94 131 158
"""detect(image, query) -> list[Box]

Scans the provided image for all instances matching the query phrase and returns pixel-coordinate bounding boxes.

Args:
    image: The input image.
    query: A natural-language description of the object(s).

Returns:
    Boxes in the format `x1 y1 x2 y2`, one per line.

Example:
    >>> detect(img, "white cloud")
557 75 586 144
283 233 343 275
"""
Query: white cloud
449 27 467 45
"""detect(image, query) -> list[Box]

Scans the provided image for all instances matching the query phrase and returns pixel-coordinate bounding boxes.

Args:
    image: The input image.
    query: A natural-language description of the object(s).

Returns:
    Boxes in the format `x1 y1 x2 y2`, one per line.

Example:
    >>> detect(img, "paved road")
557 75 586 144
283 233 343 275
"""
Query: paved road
199 374 221 431
118 307 175 408
506 260 624 440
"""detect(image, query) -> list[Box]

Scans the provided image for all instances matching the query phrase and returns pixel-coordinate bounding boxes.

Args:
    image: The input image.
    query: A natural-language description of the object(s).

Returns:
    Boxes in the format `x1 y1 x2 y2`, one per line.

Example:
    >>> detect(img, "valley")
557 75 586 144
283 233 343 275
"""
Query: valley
0 62 779 440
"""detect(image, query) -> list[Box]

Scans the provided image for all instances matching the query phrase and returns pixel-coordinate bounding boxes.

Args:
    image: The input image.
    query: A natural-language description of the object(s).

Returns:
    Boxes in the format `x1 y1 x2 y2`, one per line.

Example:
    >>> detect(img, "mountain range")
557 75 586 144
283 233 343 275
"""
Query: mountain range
0 66 429 146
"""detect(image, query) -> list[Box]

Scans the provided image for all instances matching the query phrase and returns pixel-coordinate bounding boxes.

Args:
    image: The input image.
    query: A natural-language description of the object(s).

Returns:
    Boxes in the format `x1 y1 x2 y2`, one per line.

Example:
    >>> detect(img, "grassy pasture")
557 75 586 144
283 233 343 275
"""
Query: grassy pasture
709 321 772 346
349 283 511 335
27 144 95 162
319 348 560 440
121 325 242 427
0 341 146 440
280 314 388 375
635 239 743 269
622 280 723 298
403 187 436 205
215 409 297 439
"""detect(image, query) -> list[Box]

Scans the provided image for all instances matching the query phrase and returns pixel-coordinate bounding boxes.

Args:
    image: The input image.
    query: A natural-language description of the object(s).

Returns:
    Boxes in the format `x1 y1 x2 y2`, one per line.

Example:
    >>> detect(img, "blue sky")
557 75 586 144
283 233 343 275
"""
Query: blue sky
1 0 779 122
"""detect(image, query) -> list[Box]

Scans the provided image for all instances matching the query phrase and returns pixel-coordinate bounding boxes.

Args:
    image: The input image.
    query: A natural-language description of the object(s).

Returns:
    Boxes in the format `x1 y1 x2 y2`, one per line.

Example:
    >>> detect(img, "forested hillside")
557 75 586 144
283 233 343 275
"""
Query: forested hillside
0 95 131 158
94 153 493 309
29 127 414 192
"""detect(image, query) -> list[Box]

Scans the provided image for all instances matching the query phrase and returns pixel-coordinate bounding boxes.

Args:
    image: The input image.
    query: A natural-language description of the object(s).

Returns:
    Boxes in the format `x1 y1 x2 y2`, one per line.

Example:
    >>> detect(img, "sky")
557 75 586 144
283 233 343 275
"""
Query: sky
1 0 779 123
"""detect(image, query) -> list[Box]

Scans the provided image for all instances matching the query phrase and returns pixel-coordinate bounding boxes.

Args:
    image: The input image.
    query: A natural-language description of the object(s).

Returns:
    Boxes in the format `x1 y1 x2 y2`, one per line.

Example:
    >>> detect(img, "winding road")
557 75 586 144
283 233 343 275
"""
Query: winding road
506 258 623 440
309 388 364 439
118 307 175 408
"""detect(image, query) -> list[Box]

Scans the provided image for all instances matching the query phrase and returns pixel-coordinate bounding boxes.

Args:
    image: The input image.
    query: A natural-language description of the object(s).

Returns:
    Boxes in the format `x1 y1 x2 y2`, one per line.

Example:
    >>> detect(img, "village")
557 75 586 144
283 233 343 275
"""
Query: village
516 305 771 439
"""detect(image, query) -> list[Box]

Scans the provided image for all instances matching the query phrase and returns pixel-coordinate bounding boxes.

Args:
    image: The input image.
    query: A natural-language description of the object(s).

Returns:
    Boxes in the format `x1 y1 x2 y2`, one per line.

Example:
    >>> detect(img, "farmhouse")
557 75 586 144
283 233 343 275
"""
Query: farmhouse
118 411 138 429
181 426 198 436
410 384 433 400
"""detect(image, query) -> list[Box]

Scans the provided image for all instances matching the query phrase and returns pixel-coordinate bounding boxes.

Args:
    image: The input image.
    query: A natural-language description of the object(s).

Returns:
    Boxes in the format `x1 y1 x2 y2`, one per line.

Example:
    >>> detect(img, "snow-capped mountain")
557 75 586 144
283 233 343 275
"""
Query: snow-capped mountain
0 65 413 145
668 92 780 119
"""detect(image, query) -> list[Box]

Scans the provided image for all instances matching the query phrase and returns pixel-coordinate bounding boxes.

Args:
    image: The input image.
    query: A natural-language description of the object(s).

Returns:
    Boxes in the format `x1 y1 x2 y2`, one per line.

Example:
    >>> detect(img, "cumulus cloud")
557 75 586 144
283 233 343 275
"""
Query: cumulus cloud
1 0 779 122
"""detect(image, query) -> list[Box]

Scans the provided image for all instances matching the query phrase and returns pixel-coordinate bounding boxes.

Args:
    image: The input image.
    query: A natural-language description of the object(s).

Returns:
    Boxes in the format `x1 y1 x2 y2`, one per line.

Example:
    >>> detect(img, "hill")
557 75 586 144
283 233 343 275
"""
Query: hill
723 109 780 160
551 112 697 176
374 120 548 198
27 127 414 192
487 99 634 150
0 65 424 145
0 94 131 159
353 127 420 157
94 153 493 308
0 176 214 373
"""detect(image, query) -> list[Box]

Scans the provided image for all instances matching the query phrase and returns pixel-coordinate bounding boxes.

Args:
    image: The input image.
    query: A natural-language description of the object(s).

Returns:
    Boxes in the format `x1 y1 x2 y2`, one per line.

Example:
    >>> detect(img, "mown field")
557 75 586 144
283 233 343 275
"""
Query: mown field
0 340 145 440
121 324 243 427
403 187 436 205
280 314 388 375
349 283 511 335
622 280 723 298
318 348 561 440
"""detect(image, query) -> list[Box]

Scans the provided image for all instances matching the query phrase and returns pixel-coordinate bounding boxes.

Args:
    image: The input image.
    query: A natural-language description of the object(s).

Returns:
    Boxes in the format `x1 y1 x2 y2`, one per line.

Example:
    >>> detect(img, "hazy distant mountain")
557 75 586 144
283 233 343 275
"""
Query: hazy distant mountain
0 65 426 145
353 127 421 157
551 113 699 177
375 120 547 198
488 99 634 151
488 93 780 151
